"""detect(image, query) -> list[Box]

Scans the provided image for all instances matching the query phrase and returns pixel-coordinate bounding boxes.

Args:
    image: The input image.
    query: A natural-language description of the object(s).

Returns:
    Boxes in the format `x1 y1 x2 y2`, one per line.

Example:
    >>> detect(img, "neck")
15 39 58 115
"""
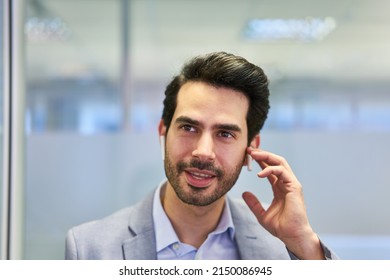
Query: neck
161 183 226 248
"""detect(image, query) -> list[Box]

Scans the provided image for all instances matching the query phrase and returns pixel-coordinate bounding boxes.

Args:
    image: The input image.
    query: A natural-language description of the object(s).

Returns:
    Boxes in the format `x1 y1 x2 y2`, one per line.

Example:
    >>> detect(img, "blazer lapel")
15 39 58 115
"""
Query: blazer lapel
229 197 290 260
120 190 290 260
122 191 158 260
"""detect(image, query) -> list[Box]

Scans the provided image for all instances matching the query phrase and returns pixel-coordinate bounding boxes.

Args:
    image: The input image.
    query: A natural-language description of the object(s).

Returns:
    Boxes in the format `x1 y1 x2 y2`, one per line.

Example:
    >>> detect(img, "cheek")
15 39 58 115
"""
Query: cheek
166 136 193 160
216 146 247 167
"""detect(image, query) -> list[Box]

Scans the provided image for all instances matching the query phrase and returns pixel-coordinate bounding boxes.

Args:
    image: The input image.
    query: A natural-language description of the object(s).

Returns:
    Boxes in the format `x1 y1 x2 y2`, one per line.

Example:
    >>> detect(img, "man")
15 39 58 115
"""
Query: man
66 52 337 260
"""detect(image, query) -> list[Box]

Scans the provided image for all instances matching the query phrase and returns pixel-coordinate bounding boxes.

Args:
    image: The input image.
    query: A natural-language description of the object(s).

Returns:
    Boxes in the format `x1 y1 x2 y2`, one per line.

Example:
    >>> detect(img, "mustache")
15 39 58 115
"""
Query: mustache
177 159 223 177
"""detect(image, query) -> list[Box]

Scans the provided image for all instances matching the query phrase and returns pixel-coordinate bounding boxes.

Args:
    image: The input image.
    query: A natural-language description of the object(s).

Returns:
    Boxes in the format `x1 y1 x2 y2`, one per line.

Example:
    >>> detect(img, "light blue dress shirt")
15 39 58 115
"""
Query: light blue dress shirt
152 182 240 260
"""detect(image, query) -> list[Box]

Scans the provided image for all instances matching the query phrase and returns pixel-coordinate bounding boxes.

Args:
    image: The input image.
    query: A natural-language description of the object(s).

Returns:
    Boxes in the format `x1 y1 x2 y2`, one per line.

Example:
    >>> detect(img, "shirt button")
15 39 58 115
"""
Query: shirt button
172 243 180 250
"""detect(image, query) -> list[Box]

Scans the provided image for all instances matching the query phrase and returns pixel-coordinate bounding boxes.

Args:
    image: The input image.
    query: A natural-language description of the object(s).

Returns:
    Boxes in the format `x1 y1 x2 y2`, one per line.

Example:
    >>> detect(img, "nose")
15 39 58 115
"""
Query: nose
192 133 216 161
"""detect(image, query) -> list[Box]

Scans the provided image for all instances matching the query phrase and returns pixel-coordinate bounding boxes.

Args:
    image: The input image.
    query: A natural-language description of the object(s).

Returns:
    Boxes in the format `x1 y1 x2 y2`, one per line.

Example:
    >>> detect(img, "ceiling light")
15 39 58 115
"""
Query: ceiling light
25 17 71 42
243 17 336 42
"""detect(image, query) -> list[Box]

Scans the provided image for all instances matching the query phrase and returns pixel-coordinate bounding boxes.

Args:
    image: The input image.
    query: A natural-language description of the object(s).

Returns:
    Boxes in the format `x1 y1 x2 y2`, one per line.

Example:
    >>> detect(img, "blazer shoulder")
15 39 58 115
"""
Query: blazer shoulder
66 191 155 259
71 206 136 239
66 206 136 259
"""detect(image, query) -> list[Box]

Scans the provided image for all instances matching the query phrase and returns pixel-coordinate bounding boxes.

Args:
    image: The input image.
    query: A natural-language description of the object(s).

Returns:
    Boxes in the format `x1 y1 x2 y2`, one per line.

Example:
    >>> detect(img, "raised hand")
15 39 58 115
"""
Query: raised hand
242 148 325 259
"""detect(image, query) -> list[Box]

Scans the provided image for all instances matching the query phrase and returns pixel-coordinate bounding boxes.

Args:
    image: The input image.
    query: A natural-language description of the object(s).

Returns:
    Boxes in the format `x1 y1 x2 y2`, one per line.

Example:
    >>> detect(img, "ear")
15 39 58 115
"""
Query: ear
158 120 167 160
250 134 260 149
158 119 167 137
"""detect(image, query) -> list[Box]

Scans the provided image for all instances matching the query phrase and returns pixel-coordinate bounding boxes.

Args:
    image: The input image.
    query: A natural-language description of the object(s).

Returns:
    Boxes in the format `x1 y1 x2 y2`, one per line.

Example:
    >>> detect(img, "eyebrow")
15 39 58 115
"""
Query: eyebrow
175 116 200 126
175 116 242 133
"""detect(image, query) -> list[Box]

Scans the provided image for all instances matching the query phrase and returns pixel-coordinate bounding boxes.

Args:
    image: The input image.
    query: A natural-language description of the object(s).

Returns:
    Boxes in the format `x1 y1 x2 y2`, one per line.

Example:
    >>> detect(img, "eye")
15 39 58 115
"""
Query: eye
180 124 196 133
218 131 235 139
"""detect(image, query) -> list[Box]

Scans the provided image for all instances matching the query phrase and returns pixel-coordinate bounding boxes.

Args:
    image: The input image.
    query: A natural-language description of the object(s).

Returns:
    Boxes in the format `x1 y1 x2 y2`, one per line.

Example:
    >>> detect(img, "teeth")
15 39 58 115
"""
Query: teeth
191 172 213 179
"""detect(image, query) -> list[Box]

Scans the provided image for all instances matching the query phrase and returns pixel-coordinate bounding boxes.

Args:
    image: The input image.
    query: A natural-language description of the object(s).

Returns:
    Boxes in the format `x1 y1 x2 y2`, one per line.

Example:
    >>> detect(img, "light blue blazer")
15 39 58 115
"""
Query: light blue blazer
65 189 335 260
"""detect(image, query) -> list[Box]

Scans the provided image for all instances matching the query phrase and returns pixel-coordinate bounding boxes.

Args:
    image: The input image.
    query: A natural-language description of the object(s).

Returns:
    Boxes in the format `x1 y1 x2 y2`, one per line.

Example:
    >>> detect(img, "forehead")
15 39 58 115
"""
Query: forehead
173 81 249 127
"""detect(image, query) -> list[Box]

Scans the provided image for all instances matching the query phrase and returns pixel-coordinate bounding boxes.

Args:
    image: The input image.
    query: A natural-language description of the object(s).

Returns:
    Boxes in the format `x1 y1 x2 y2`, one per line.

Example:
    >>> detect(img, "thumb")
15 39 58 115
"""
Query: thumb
242 191 266 224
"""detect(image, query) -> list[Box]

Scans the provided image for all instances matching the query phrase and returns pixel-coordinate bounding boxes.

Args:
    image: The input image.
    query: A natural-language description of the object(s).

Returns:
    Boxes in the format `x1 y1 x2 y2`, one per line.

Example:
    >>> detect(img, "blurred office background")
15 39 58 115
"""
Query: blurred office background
1 0 390 259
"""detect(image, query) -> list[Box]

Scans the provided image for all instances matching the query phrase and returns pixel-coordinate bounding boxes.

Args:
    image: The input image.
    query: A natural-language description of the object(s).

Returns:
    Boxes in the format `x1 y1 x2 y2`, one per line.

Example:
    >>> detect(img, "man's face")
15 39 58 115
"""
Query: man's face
162 81 250 207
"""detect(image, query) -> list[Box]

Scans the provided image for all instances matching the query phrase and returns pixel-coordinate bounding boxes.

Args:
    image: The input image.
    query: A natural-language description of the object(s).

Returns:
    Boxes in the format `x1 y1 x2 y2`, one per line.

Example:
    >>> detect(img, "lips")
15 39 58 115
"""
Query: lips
184 168 216 188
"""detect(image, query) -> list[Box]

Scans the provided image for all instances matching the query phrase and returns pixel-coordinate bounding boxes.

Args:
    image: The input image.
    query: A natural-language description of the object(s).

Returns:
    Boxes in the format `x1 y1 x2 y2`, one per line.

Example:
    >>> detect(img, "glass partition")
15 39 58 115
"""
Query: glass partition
23 0 390 259
24 0 123 259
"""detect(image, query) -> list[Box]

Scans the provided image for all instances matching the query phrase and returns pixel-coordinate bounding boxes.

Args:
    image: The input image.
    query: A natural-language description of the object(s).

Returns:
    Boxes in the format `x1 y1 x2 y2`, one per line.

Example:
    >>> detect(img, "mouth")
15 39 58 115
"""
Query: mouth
184 168 217 188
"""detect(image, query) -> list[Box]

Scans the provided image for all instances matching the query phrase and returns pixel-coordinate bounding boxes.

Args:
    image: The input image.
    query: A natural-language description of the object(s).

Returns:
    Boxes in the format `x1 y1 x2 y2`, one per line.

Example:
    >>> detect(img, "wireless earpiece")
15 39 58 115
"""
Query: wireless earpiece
160 135 165 160
247 154 252 171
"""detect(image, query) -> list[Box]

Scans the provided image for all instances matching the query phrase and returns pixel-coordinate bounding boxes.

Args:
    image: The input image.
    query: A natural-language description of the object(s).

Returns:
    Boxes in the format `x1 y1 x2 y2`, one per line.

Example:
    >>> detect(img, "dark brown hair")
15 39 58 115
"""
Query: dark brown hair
162 52 270 144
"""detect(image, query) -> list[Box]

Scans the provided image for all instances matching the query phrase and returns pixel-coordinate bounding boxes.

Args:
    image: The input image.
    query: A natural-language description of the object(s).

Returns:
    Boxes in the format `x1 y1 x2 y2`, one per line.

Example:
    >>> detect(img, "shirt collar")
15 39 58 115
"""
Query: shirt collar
153 181 180 252
211 195 235 240
152 181 236 252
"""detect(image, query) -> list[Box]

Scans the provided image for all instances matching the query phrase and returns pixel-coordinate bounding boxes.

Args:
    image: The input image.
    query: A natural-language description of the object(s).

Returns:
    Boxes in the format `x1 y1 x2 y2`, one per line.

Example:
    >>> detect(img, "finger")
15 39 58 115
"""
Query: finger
258 165 295 183
258 160 268 170
247 148 280 165
253 156 291 190
252 154 279 185
242 191 266 223
248 148 293 173
256 160 282 186
258 169 278 187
